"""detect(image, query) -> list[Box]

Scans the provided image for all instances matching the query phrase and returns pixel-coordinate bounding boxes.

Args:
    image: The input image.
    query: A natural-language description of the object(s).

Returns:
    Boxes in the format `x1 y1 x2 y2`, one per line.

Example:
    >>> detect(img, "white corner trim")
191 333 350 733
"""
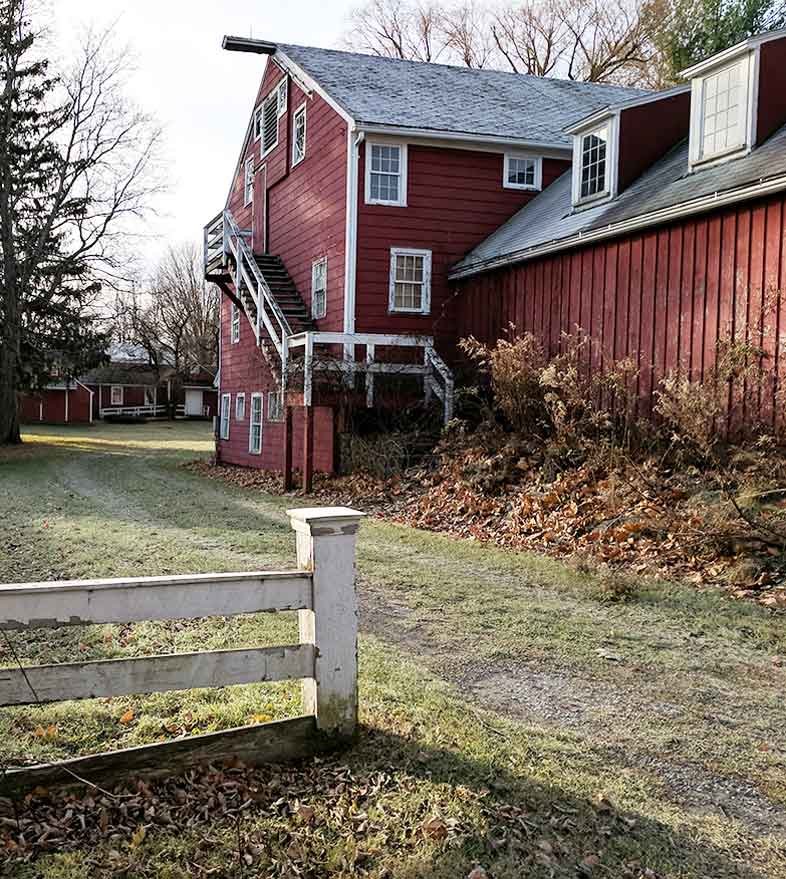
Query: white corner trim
364 138 408 207
503 153 542 191
343 128 361 341
389 247 432 315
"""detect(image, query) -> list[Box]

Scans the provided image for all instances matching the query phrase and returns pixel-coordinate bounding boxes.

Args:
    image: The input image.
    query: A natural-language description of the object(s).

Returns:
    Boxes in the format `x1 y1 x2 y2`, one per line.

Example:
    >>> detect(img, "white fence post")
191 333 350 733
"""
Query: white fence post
288 506 365 736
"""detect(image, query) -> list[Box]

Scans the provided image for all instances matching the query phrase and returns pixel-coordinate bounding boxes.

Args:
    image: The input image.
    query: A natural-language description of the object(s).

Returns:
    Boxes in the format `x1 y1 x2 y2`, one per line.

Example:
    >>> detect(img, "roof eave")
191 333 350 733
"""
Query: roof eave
450 171 786 281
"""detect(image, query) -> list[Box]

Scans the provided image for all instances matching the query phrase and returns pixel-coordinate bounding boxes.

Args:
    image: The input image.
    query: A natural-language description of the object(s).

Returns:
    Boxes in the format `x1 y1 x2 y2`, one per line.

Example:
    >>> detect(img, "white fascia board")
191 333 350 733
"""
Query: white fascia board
274 50 355 124
449 171 786 281
356 123 571 158
679 27 786 78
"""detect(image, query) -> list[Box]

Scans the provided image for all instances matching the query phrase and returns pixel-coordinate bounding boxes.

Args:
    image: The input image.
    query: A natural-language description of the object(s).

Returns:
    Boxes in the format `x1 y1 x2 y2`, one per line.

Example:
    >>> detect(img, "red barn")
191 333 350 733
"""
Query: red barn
205 29 786 482
18 379 94 425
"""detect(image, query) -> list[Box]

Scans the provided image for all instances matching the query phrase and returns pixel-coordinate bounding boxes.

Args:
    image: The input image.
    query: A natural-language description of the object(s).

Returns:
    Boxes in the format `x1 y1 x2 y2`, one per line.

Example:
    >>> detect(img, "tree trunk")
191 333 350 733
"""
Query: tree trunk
0 326 21 445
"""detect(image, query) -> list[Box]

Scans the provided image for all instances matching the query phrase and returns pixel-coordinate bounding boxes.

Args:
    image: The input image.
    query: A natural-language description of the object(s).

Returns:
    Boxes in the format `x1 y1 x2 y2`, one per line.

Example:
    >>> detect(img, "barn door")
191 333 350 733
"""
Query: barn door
252 165 266 254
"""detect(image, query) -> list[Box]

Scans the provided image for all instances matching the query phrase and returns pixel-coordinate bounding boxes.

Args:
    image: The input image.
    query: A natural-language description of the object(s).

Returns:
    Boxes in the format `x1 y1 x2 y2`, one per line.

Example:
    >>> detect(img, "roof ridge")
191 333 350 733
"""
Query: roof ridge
278 41 650 96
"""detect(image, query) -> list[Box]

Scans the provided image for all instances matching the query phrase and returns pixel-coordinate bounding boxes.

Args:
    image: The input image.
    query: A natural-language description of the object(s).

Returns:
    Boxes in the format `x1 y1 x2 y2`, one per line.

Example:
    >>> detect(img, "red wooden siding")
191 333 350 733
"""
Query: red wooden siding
756 38 786 146
454 192 786 424
355 143 570 349
19 385 92 424
226 61 347 330
617 93 690 192
217 296 334 472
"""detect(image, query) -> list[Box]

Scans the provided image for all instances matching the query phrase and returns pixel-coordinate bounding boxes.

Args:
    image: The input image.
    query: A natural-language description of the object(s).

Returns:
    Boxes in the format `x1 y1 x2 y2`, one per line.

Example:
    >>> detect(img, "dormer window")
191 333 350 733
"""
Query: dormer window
570 115 618 209
690 55 752 167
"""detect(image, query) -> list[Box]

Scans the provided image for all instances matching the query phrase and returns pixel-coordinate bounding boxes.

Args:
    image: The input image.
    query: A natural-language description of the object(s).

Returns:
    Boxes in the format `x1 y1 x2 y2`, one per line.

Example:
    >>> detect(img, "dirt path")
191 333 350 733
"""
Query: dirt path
358 578 786 840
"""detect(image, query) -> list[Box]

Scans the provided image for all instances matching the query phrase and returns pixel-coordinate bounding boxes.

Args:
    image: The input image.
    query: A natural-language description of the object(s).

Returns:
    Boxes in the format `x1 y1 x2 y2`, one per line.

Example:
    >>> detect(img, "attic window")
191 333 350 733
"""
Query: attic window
694 59 749 163
292 104 306 166
276 79 288 116
261 92 279 155
580 127 608 200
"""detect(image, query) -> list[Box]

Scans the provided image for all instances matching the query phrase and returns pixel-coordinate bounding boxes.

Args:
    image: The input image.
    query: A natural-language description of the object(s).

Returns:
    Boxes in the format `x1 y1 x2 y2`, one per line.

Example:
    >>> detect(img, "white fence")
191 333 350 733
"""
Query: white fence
100 404 168 419
0 507 364 797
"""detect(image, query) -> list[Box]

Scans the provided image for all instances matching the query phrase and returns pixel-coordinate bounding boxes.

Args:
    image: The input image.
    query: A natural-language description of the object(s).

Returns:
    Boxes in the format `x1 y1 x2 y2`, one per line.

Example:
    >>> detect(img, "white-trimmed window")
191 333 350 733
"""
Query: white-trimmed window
268 390 283 422
231 303 240 343
292 104 306 166
311 257 327 319
110 385 123 406
249 392 263 454
220 393 231 440
276 78 288 116
366 141 407 206
243 157 254 206
235 393 245 421
696 59 748 162
503 154 542 190
261 92 279 155
389 248 431 314
579 126 609 200
253 105 263 141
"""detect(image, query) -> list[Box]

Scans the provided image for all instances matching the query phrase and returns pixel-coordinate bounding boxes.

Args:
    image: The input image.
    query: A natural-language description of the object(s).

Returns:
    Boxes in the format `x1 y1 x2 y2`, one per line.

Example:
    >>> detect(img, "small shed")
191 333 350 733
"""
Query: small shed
18 380 94 425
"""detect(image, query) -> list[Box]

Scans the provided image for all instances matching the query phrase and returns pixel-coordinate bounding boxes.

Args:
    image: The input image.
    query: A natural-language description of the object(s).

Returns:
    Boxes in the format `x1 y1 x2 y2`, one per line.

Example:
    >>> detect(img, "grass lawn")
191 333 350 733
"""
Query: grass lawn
0 421 784 878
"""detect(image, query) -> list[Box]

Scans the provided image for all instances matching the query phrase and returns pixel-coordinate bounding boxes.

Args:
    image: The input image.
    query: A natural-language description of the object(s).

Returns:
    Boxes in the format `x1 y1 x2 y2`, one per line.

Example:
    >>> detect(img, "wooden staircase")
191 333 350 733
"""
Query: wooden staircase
254 255 315 333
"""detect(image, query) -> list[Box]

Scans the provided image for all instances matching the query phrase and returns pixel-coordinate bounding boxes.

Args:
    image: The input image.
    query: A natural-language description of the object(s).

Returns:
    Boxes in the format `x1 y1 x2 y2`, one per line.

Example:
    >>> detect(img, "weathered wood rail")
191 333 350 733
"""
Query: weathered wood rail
0 506 364 798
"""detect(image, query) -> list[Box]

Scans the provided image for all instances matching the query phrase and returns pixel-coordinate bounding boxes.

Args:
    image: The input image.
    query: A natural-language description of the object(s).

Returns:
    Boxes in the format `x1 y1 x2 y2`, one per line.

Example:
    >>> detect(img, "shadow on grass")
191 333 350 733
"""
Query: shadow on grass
3 726 769 879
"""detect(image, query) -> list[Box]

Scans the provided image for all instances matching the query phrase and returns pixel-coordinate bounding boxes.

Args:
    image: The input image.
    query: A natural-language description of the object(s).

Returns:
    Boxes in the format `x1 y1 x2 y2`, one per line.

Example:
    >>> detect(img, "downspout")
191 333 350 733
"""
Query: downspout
343 128 364 359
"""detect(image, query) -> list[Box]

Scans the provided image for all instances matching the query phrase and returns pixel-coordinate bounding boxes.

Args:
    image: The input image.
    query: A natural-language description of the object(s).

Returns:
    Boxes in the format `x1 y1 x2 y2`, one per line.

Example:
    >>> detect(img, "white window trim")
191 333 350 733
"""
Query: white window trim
267 390 284 422
261 91 279 157
220 393 231 440
230 303 240 344
365 139 408 207
253 105 262 142
389 247 431 315
503 153 542 191
689 52 756 170
276 78 288 117
571 115 619 209
243 157 254 206
235 392 245 421
311 256 327 320
292 102 307 167
248 392 263 454
110 385 123 406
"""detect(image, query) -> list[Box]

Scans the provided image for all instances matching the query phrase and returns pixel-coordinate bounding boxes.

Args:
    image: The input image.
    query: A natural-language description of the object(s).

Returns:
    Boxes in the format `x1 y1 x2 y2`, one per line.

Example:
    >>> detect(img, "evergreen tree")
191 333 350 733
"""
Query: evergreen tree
0 0 159 444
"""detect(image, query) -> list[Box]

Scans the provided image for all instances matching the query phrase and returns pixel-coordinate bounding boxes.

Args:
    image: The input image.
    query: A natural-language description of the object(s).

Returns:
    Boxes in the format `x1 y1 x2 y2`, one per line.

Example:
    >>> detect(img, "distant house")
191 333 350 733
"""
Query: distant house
205 29 786 482
18 378 94 425
79 344 172 420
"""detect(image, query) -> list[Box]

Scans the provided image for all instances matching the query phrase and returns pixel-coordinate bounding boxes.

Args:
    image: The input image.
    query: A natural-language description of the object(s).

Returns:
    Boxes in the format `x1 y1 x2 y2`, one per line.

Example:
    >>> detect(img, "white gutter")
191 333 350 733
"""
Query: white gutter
450 171 786 280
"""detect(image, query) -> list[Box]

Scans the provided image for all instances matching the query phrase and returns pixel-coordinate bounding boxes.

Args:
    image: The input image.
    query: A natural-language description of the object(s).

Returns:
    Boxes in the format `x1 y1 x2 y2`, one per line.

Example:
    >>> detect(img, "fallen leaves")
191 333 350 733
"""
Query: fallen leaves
118 709 135 725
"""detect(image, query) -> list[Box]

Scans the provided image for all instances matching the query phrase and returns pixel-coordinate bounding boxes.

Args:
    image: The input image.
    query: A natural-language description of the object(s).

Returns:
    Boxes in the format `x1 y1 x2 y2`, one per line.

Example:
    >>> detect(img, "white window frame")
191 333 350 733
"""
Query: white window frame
110 385 123 406
231 303 240 344
311 256 327 320
261 92 279 157
248 392 263 454
220 393 231 440
276 78 288 117
389 247 431 315
365 140 407 207
292 103 306 166
503 153 542 191
571 116 618 209
235 392 245 421
690 54 754 168
267 390 283 422
243 157 254 206
253 105 263 141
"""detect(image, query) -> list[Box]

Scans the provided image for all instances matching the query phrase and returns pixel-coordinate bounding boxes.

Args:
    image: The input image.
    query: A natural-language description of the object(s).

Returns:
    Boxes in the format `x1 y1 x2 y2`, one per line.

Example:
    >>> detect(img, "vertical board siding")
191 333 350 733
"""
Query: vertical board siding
454 192 786 428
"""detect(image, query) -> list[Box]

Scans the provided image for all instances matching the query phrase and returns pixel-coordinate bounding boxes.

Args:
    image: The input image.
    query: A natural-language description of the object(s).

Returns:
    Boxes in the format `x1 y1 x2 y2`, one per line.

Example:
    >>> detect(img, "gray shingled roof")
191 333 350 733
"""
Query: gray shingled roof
278 44 649 147
453 124 786 276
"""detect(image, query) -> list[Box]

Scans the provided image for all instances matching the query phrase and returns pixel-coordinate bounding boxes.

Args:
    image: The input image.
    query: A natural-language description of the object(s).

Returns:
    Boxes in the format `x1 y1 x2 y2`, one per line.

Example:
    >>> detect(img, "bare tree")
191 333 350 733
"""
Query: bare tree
344 0 658 83
117 243 218 380
0 0 162 444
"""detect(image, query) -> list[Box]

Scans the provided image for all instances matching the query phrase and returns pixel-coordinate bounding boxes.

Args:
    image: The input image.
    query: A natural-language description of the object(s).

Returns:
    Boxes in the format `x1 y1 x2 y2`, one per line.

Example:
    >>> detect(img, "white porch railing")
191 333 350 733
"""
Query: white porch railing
0 507 364 796
100 404 168 419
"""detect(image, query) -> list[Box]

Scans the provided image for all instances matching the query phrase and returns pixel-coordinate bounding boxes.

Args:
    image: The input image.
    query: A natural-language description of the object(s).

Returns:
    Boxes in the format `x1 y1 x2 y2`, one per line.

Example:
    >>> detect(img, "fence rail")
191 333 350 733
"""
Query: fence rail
0 506 365 797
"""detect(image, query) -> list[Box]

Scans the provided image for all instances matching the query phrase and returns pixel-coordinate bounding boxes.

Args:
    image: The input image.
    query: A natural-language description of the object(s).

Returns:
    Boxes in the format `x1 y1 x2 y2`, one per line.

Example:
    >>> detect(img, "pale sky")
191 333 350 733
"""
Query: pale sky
49 0 355 272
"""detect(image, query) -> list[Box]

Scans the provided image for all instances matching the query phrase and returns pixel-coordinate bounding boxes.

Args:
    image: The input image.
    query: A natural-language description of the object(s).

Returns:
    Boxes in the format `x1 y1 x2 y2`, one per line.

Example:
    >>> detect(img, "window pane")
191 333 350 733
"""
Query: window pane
579 129 607 199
